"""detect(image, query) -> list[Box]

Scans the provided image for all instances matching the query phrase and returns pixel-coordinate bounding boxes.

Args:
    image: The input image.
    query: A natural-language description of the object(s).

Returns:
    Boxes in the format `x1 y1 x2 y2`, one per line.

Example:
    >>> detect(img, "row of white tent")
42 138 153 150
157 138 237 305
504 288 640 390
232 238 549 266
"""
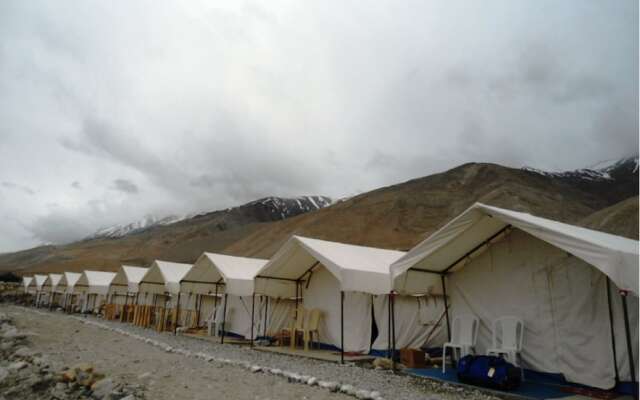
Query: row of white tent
21 203 639 390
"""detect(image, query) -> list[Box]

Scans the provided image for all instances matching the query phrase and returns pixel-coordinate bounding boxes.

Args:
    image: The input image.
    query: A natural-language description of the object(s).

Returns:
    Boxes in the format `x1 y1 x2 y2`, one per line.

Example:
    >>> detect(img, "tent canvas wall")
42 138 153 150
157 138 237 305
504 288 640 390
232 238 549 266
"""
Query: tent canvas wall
255 236 415 354
29 274 48 306
22 276 33 294
76 271 116 313
42 274 63 307
58 272 82 310
391 203 639 390
181 253 269 339
108 265 148 305
138 260 192 309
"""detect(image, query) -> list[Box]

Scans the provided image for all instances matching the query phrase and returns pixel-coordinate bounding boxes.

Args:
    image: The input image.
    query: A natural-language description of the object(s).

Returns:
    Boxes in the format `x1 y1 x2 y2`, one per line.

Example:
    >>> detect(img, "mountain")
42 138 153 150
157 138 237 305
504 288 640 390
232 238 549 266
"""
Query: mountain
223 157 638 258
577 196 639 240
0 195 332 273
85 196 332 240
1 158 636 275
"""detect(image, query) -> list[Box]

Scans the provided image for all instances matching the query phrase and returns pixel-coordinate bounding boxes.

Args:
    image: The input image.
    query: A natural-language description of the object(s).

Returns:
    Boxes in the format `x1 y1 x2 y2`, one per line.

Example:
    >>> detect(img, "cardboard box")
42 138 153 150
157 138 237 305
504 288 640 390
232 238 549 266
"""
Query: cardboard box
400 348 426 368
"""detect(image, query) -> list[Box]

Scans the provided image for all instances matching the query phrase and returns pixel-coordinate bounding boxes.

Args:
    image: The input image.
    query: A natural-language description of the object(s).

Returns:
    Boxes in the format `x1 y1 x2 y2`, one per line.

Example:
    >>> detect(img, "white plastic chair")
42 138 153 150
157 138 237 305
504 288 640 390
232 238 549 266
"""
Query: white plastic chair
442 314 479 373
486 316 524 367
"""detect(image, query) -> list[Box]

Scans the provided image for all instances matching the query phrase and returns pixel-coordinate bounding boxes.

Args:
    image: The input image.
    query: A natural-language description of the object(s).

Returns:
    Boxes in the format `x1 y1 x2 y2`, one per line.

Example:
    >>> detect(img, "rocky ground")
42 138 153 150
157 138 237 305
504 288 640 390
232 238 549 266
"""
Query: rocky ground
0 303 502 400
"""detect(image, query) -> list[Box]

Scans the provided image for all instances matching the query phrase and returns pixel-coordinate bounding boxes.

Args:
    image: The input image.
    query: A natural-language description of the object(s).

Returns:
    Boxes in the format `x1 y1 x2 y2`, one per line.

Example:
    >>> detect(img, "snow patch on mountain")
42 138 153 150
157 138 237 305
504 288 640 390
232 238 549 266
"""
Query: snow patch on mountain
86 195 332 240
523 156 638 181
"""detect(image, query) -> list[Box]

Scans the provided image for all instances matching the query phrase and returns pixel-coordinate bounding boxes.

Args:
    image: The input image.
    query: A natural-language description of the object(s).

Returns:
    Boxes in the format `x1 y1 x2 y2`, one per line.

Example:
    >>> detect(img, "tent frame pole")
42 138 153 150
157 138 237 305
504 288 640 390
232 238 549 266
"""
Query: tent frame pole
606 278 620 383
340 291 344 364
391 292 396 372
251 293 255 348
442 225 511 273
263 296 269 340
387 294 391 360
620 290 637 391
174 292 181 335
220 293 228 344
122 292 129 322
441 275 451 341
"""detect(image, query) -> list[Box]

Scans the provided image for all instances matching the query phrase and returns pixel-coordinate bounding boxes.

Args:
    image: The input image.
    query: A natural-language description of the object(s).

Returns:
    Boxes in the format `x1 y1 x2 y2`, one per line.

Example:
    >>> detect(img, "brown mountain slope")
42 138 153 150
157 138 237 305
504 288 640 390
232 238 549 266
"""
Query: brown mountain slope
577 196 639 240
6 160 638 274
3 197 330 274
222 162 637 258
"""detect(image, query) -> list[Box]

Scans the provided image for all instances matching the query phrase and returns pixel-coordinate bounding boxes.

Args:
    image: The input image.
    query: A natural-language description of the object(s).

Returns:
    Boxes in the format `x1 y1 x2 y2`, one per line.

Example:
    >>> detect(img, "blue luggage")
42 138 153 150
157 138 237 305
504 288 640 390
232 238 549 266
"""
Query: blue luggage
457 355 521 390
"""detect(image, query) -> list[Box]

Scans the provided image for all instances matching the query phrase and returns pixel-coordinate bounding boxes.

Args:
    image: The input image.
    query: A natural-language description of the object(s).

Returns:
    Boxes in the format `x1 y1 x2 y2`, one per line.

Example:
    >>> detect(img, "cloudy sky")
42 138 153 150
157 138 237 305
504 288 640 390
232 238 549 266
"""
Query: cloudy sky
0 0 637 252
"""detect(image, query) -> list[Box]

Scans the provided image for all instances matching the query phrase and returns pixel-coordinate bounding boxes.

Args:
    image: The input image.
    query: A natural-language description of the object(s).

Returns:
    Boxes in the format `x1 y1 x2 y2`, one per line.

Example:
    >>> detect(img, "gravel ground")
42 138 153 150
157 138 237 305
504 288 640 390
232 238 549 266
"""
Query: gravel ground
8 305 502 400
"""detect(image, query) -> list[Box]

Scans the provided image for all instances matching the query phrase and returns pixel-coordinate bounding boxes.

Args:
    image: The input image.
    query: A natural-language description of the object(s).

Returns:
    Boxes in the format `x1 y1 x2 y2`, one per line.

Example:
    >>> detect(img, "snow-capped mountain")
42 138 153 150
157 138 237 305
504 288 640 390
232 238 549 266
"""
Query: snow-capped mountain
522 155 639 181
86 214 192 240
86 195 332 240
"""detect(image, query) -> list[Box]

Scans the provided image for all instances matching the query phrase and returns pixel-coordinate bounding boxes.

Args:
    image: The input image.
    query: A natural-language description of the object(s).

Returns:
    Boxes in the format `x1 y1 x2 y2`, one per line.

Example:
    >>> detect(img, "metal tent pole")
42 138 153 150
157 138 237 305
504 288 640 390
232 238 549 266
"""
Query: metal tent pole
606 278 620 383
263 296 269 340
387 294 392 360
340 291 345 364
220 293 228 344
391 292 396 371
620 290 637 392
174 292 181 335
441 275 451 341
251 294 255 348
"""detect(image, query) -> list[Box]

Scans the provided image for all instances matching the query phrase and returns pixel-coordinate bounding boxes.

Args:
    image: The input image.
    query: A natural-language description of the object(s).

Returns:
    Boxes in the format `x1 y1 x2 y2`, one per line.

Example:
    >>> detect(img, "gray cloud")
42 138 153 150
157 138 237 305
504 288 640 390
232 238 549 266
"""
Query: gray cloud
1 181 35 195
111 179 139 194
0 0 636 251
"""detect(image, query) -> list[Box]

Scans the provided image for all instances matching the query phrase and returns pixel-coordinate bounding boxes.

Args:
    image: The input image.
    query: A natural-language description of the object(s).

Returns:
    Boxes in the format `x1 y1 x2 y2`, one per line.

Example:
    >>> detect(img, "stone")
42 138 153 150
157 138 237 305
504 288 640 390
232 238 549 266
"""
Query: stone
119 395 135 400
13 346 34 358
90 377 114 399
8 361 28 370
137 372 152 380
250 366 262 373
0 367 8 384
306 377 318 386
339 384 356 395
73 362 94 373
61 369 77 382
372 358 393 370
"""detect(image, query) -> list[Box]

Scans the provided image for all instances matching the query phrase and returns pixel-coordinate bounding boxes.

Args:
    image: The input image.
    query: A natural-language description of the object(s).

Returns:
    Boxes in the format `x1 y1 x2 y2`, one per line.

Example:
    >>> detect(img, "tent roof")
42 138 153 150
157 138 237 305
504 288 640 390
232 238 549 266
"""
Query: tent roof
256 235 405 296
59 272 82 289
182 253 267 296
29 274 48 290
76 270 116 295
391 203 640 295
42 274 63 291
140 260 192 295
110 265 149 293
111 265 148 286
22 276 32 288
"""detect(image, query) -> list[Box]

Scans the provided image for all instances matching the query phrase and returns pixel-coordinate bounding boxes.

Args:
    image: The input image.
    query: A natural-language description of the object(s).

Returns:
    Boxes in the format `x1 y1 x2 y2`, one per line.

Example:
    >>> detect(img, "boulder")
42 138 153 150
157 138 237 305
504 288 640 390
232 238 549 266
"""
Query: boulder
91 377 114 399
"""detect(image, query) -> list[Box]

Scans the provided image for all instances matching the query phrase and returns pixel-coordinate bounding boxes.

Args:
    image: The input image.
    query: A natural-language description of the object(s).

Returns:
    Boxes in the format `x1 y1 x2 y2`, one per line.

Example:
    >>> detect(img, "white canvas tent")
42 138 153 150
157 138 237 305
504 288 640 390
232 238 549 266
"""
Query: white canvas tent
29 274 48 306
255 236 409 357
181 253 275 341
42 273 63 308
76 270 116 313
22 276 33 294
108 265 148 305
57 272 82 311
391 203 639 389
138 260 192 309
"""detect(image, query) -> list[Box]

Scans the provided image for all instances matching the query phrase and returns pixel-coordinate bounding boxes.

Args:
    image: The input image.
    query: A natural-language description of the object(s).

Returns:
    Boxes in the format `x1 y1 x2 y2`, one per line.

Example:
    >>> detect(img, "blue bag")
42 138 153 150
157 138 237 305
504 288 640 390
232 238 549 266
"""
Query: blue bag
457 355 521 390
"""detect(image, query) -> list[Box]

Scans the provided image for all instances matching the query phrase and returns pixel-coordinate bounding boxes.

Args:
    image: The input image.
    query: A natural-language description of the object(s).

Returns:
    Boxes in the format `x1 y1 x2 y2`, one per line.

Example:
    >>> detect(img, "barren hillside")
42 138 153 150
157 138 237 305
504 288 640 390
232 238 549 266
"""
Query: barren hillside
3 158 637 274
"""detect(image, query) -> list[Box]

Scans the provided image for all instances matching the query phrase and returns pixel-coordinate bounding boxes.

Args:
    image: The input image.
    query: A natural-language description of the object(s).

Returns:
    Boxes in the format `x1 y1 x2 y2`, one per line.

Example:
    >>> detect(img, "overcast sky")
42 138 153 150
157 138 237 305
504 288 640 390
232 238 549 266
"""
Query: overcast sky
0 0 637 252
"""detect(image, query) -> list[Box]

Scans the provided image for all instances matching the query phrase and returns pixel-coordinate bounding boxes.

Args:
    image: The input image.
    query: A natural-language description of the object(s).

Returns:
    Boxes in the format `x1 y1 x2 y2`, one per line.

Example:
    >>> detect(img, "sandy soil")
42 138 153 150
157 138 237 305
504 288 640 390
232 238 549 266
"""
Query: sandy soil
6 305 352 400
